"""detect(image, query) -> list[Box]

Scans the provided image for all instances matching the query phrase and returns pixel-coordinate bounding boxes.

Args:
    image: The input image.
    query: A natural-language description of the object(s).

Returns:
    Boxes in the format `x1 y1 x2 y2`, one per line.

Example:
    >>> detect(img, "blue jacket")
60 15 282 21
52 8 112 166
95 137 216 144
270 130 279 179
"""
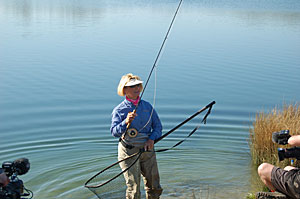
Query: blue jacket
110 99 162 141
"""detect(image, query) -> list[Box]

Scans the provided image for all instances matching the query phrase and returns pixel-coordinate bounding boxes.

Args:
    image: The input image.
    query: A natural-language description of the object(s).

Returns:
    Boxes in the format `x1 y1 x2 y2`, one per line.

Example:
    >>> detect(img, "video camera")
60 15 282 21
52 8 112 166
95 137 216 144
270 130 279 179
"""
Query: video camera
0 158 32 199
272 130 300 161
272 130 291 145
278 147 300 161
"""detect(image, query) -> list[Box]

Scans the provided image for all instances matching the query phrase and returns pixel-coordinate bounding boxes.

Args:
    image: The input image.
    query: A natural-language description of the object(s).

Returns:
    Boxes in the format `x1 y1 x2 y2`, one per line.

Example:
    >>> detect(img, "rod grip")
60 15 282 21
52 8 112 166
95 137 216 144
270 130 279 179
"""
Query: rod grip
126 109 137 129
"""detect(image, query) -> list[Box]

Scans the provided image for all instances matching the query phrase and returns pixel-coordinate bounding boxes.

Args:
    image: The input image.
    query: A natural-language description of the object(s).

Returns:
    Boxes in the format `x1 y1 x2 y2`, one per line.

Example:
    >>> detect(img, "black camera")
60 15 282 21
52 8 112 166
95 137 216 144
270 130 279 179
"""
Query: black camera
0 158 32 199
272 130 300 161
278 147 300 161
272 130 291 145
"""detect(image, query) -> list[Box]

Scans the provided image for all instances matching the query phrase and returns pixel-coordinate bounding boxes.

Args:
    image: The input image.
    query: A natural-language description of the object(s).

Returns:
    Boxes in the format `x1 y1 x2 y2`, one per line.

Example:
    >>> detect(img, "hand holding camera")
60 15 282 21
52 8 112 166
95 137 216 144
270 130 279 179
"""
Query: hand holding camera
272 130 300 161
0 173 9 187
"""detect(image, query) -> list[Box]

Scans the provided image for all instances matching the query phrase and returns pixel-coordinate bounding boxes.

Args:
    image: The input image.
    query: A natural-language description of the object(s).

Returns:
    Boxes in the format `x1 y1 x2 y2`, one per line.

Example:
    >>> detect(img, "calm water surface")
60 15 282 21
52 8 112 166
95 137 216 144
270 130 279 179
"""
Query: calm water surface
0 0 300 198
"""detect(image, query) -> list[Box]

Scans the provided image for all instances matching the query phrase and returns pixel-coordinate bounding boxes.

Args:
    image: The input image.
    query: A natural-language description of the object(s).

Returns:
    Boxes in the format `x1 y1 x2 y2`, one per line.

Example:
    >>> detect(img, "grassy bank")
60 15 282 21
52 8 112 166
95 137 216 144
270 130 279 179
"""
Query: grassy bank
248 103 300 193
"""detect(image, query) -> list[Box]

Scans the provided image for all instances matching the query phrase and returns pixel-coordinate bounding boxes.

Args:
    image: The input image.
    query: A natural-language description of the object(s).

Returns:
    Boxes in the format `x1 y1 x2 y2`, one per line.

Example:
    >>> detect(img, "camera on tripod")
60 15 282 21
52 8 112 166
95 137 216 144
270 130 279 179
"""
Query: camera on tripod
272 130 300 161
0 158 32 199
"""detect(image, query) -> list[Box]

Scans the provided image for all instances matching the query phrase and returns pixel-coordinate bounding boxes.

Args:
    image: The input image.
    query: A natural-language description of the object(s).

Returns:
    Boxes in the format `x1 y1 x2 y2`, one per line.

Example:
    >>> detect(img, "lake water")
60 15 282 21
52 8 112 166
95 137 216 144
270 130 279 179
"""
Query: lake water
0 0 300 198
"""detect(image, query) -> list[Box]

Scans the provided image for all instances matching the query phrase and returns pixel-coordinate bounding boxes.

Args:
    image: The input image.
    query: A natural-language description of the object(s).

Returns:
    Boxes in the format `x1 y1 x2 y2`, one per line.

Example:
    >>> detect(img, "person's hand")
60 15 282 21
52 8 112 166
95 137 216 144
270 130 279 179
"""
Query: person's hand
0 173 10 187
125 112 137 125
144 139 154 151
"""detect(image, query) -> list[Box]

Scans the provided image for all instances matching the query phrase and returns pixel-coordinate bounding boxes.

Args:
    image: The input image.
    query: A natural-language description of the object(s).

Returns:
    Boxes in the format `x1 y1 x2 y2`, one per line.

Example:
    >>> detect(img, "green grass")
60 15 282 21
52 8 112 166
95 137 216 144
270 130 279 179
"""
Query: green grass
246 193 256 199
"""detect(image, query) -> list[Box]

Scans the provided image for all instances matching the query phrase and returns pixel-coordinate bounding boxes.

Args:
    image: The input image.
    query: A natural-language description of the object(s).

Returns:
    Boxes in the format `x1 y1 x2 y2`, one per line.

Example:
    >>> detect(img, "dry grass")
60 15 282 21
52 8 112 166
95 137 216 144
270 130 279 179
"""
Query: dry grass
249 103 300 192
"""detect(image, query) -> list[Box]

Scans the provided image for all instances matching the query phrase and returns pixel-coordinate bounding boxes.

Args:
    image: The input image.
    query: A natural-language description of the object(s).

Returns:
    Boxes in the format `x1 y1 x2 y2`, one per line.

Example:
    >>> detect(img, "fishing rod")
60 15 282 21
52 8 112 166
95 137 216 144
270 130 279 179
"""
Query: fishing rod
126 0 183 130
140 0 183 100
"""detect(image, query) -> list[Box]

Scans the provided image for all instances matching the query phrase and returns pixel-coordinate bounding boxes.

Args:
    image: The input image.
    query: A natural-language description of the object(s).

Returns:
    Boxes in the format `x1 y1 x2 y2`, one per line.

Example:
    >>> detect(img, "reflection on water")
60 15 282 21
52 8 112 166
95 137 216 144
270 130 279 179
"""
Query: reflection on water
2 0 300 26
0 0 300 199
1 0 105 28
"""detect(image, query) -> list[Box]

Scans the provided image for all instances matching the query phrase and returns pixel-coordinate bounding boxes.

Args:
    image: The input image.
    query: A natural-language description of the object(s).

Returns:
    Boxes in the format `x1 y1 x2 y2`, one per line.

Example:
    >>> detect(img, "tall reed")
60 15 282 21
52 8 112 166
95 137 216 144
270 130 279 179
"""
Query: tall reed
249 103 300 192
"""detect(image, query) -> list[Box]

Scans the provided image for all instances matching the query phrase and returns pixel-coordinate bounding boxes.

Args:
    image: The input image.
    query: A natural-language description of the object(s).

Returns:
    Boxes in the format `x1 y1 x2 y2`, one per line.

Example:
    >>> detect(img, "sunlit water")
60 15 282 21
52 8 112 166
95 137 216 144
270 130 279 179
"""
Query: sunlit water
0 0 300 198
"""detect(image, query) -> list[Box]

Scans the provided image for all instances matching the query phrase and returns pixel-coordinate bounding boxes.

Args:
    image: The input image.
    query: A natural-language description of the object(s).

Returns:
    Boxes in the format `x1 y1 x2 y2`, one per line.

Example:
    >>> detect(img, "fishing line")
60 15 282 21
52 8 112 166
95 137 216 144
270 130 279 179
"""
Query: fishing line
136 65 157 133
126 0 183 131
140 0 182 100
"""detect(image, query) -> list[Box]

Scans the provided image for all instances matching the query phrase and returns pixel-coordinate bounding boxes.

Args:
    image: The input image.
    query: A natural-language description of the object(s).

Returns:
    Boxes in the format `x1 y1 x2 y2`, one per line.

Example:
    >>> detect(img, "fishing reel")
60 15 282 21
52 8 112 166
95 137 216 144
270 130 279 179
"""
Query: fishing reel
127 128 138 138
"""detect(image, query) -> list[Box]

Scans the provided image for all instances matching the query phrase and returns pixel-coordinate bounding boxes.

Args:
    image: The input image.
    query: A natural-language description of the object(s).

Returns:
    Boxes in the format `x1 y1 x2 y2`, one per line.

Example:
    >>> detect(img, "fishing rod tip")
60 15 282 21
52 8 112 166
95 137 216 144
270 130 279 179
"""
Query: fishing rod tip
209 101 216 106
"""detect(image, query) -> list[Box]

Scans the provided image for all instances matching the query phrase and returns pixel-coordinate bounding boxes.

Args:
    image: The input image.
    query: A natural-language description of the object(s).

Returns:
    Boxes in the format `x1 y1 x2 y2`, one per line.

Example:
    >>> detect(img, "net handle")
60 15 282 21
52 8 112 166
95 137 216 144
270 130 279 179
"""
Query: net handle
155 101 215 143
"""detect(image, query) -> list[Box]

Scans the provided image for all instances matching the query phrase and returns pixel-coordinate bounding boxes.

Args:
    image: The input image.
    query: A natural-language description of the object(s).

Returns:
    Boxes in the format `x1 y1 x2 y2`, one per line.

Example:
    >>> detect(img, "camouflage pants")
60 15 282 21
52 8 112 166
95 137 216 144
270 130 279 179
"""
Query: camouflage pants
271 167 300 199
118 143 163 199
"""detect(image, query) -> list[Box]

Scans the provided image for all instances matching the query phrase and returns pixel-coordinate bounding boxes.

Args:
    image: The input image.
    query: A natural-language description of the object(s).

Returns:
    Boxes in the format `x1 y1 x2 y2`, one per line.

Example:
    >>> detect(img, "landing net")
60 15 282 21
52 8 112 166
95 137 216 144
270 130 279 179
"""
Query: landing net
85 101 215 199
